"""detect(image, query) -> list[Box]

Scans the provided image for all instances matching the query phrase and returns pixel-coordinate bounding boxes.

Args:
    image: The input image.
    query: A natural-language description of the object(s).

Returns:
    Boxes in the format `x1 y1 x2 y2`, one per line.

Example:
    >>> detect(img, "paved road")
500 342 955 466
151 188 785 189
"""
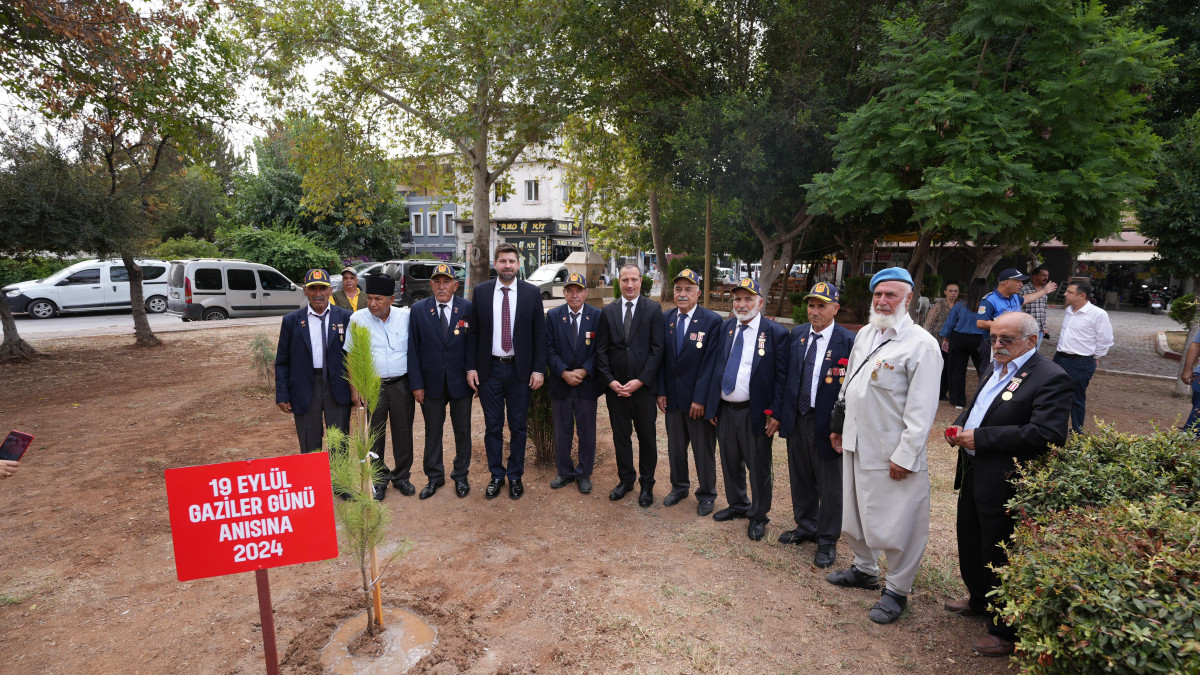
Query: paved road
1041 304 1180 378
11 310 283 340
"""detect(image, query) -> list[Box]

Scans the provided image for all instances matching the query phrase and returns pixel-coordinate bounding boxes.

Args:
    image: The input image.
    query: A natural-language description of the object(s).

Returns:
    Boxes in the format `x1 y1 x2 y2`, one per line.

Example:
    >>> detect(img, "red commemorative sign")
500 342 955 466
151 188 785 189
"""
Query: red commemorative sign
165 452 339 582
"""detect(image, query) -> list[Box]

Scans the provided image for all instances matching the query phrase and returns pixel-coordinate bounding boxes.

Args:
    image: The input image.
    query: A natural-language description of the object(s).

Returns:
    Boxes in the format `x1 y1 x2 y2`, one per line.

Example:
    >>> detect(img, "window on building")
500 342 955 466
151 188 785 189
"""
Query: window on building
429 212 439 236
413 213 423 236
525 180 539 202
494 186 508 203
561 183 570 202
444 213 455 235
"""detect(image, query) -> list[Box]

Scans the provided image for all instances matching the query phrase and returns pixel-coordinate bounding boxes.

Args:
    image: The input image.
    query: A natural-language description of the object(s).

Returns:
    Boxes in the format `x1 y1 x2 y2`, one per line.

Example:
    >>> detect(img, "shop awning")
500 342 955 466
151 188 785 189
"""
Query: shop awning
1076 250 1157 262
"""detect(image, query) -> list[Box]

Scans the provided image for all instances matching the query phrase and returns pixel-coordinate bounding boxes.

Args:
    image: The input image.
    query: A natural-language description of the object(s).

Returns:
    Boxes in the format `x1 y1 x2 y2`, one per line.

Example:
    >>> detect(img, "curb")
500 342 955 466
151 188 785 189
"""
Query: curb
1156 330 1183 361
1096 367 1176 382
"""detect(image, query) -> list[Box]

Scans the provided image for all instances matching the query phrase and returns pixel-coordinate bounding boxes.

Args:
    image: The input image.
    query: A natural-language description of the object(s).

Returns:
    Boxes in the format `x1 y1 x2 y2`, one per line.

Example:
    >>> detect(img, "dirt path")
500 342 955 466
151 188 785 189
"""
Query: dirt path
0 327 1181 673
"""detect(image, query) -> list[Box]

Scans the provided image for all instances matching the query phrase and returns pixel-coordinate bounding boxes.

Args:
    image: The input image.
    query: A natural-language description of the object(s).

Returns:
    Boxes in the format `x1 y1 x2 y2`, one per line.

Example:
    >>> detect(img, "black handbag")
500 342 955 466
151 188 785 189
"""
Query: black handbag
829 339 892 434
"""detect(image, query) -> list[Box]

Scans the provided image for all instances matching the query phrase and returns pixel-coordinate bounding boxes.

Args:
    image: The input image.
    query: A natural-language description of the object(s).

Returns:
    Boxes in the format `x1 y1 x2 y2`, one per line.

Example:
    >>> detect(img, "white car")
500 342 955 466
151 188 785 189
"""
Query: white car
527 263 569 299
3 258 170 319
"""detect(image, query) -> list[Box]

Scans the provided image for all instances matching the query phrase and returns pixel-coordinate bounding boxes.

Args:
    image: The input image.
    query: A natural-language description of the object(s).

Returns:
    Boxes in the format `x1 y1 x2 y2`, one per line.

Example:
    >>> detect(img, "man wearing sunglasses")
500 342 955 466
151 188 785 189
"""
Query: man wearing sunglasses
944 311 1072 656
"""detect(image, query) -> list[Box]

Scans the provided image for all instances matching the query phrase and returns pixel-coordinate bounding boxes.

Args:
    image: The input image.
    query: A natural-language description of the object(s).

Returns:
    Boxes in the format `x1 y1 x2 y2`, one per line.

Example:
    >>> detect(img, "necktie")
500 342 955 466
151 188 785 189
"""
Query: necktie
439 303 449 338
623 301 633 340
501 286 512 353
721 324 749 395
571 312 580 348
319 312 329 383
797 333 822 415
677 313 688 353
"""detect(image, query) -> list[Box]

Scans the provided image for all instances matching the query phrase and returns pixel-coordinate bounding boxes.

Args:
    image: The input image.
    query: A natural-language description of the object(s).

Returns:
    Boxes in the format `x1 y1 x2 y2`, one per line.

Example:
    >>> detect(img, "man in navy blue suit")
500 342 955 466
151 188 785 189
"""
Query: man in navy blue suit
706 278 790 541
409 263 476 499
545 272 602 494
274 269 353 454
657 269 723 516
780 282 856 567
466 243 547 501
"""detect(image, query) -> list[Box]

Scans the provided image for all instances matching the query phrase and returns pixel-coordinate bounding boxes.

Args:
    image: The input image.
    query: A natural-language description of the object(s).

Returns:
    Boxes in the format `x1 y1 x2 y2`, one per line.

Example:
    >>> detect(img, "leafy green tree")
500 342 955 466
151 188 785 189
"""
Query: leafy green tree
216 226 341 284
239 0 583 285
151 235 221 260
807 0 1173 293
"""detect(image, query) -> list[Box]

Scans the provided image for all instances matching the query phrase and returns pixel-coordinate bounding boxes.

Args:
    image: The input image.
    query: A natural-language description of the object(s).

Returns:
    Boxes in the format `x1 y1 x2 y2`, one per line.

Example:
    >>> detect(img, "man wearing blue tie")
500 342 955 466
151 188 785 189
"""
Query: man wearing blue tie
545 273 603 493
657 269 723 516
706 278 790 541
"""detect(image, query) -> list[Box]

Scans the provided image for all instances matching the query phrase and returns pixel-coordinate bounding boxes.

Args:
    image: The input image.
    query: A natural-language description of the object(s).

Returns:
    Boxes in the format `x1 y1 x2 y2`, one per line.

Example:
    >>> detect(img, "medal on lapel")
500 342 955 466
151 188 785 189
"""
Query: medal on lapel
584 331 593 345
1001 391 1013 400
696 331 705 349
455 319 467 335
757 332 766 356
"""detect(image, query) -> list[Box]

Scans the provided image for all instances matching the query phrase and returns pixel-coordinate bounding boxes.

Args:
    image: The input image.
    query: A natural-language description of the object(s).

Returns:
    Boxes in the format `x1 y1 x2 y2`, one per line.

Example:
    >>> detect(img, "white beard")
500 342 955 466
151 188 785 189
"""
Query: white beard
734 307 760 323
868 300 909 331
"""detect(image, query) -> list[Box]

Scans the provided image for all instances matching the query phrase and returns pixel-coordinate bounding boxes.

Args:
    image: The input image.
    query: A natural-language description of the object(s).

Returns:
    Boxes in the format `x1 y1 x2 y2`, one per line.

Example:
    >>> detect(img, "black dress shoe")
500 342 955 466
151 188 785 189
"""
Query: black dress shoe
509 479 524 500
549 475 574 489
869 589 908 624
814 543 837 568
662 490 687 507
826 565 881 590
778 529 817 545
372 483 387 501
419 480 444 500
485 477 505 500
696 501 714 517
747 521 766 541
609 482 634 501
455 480 470 498
392 479 416 496
577 477 592 494
638 486 654 507
712 506 748 522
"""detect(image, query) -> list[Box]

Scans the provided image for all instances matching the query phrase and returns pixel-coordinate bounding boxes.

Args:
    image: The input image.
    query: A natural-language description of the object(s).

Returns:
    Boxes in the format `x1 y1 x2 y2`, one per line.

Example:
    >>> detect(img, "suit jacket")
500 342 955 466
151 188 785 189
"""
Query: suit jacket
952 352 1072 489
705 315 790 435
658 305 723 418
408 295 476 400
595 295 664 396
545 303 602 400
274 304 353 414
781 321 857 459
466 279 547 382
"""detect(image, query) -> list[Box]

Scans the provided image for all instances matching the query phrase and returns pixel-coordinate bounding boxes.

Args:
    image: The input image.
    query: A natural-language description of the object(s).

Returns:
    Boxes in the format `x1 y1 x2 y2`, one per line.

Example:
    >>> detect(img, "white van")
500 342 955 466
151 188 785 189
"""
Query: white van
3 258 170 319
165 259 306 321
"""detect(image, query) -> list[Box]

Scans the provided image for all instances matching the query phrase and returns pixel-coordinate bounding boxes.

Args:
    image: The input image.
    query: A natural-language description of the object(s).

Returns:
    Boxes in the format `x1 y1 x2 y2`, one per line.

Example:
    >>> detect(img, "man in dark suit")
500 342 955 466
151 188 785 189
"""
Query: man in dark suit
780 282 856 567
657 269 723 516
545 272 603 494
466 243 547 501
706 278 790 541
274 269 353 454
945 311 1071 657
596 263 665 507
409 263 476 499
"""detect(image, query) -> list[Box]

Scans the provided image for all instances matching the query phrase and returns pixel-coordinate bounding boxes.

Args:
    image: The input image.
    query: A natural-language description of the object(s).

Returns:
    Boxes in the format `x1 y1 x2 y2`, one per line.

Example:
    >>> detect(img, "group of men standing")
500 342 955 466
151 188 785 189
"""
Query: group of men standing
274 254 1102 655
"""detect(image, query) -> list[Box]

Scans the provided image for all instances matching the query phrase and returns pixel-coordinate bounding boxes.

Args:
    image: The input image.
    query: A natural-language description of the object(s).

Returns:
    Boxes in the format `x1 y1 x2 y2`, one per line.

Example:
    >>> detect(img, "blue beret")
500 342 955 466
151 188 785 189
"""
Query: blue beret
869 267 914 292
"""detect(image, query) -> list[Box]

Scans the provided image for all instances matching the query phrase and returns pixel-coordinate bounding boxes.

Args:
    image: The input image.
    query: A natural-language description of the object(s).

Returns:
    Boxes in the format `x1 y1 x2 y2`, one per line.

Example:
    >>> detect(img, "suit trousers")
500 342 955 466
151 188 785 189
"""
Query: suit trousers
946 332 984 407
551 396 598 479
716 402 773 524
785 412 842 544
1052 353 1096 434
420 389 473 483
955 452 1018 639
368 376 415 484
664 408 717 502
293 375 350 454
606 391 658 488
479 359 530 480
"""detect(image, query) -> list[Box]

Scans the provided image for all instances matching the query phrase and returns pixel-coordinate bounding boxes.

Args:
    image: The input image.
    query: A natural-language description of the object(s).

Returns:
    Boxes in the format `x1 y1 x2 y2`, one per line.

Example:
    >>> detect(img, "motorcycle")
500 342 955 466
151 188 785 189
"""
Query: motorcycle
1148 289 1165 315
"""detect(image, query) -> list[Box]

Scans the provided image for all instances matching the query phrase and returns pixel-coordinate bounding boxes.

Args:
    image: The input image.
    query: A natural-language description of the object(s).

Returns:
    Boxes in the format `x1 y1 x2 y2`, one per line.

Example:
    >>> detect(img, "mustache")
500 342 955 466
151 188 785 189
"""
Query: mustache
995 348 1010 356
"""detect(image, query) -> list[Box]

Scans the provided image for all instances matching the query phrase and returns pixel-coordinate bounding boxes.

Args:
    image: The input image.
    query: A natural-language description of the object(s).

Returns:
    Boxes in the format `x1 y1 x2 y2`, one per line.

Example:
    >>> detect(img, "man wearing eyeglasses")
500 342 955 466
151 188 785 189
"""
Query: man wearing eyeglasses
944 311 1071 656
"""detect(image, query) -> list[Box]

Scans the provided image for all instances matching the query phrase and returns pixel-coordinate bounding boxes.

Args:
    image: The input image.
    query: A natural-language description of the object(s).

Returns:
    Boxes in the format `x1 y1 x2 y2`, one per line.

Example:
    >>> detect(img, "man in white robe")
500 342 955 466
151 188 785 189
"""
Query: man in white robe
827 267 941 624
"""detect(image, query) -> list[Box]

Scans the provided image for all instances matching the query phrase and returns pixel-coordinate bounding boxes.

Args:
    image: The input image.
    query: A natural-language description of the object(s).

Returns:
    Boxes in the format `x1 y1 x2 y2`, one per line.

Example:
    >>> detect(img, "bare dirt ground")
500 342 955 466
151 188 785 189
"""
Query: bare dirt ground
0 326 1185 674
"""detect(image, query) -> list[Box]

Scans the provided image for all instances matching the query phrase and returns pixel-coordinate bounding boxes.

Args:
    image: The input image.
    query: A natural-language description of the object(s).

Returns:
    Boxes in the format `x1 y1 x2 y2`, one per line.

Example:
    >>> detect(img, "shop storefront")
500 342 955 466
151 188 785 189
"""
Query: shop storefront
496 219 585 278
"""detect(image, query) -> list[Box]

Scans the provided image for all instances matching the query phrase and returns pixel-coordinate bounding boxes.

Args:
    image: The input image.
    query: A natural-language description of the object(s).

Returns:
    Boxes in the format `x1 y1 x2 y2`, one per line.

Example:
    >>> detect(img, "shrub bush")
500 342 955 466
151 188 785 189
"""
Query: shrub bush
151 235 220 260
841 275 871 322
612 275 654 299
0 256 83 288
789 291 808 325
922 273 943 299
1169 293 1195 328
219 226 341 284
996 496 1200 674
666 254 708 286
1008 424 1200 523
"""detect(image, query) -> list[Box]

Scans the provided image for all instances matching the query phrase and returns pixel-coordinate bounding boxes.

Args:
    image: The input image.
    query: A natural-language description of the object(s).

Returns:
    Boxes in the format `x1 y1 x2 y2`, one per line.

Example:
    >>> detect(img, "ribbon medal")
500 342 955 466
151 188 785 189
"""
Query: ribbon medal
584 331 593 345
696 331 705 349
757 333 766 357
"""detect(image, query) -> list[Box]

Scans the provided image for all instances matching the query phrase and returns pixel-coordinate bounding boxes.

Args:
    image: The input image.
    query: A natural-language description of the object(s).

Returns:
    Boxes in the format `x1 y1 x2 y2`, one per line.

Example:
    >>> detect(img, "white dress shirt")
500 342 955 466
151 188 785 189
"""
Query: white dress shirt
676 307 693 350
804 321 835 409
1057 301 1114 358
491 278 519 357
344 307 410 378
307 306 330 369
721 313 761 403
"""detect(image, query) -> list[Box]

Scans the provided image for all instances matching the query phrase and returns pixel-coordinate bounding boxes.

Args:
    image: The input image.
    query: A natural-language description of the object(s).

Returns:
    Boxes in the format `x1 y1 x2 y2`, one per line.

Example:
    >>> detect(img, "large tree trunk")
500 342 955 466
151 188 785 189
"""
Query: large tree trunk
0 298 36 360
774 242 796 318
906 229 935 320
123 251 161 348
469 135 492 288
972 244 1016 279
649 189 668 302
749 210 815 305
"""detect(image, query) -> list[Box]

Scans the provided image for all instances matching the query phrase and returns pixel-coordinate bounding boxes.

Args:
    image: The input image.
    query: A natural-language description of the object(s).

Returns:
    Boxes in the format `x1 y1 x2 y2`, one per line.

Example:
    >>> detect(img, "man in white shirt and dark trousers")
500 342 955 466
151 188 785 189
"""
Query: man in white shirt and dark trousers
344 273 416 500
1052 280 1114 434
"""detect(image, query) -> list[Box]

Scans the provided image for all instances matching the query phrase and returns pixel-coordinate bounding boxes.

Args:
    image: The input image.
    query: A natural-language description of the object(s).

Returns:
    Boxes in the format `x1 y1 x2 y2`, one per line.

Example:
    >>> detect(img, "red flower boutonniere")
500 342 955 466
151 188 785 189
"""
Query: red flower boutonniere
838 357 849 366
764 409 774 417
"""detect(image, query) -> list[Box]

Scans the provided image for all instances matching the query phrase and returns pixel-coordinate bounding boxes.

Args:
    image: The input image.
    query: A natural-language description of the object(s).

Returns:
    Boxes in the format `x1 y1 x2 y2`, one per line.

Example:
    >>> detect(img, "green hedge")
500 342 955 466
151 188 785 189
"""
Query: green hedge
922 273 943 299
842 275 871 322
996 497 1200 674
219 226 341 285
150 235 221 260
0 256 82 289
666 254 709 287
789 291 808 325
1169 293 1195 328
1008 425 1200 523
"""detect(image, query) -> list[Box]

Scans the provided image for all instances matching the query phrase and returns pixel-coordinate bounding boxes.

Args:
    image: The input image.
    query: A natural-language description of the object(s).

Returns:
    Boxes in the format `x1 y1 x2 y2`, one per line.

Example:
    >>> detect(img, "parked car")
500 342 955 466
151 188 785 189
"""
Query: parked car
165 258 307 321
4 258 170 319
715 267 734 285
378 259 466 306
527 263 569 299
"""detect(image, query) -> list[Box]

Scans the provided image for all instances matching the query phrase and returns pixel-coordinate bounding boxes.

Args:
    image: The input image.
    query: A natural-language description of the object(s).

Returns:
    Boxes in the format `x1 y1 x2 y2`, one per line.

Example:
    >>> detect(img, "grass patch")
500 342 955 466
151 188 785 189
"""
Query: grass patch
0 592 33 605
914 557 964 599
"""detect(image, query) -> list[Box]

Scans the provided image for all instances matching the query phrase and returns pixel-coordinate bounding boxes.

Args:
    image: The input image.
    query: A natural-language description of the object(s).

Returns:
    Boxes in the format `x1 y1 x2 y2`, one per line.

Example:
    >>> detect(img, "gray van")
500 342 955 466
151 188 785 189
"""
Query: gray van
166 259 306 320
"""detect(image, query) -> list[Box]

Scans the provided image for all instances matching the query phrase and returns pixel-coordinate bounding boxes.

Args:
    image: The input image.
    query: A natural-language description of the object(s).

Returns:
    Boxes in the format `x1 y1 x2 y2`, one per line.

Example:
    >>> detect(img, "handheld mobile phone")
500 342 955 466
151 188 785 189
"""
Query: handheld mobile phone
0 431 33 461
